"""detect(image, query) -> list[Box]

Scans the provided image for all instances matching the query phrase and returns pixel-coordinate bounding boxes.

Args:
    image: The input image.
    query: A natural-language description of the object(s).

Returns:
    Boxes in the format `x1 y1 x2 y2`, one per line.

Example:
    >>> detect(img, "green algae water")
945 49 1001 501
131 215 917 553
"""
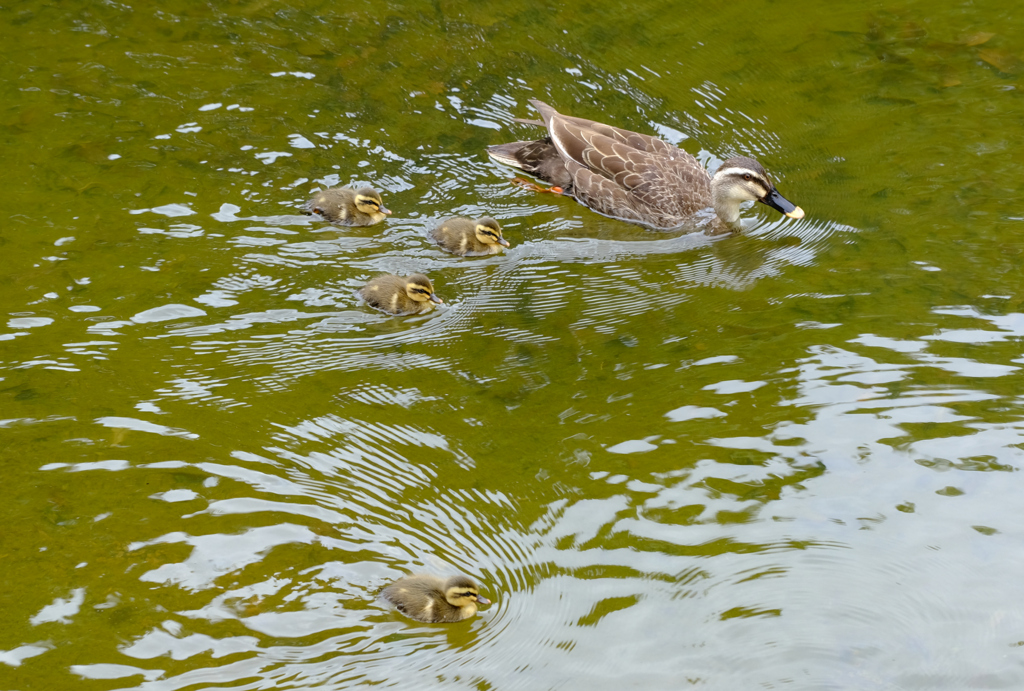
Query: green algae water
3 1 1024 688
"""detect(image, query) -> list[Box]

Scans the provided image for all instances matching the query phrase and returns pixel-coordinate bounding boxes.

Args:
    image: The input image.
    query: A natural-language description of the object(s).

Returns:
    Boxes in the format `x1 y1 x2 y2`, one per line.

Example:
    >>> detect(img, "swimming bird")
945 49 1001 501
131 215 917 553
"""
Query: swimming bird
357 273 442 315
381 574 491 623
304 186 390 226
430 216 510 256
487 99 804 231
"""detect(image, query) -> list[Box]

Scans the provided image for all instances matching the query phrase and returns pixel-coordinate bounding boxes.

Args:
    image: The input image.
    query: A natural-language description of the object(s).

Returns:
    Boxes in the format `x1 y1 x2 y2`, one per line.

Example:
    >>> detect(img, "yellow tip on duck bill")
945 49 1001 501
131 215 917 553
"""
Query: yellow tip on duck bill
760 188 803 221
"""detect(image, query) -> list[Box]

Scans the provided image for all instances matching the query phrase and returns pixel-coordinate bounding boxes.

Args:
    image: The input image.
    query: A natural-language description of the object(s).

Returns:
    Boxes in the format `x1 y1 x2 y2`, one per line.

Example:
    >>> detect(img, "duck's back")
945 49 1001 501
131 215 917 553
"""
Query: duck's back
358 275 415 314
382 576 463 623
548 117 713 228
491 100 717 230
304 188 348 222
567 149 714 228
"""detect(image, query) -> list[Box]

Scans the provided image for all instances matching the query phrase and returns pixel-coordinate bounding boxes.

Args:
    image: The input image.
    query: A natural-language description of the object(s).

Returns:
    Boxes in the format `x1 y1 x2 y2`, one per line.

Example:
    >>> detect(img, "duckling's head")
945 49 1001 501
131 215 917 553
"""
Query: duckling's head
711 156 804 224
354 187 391 220
474 217 510 248
443 575 491 609
405 274 443 305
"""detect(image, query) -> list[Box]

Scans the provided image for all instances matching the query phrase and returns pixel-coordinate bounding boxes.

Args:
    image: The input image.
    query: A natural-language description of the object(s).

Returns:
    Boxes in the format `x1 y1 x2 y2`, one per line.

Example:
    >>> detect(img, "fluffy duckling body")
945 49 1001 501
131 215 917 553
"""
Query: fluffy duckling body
382 574 491 623
430 217 510 256
304 186 390 226
358 274 442 315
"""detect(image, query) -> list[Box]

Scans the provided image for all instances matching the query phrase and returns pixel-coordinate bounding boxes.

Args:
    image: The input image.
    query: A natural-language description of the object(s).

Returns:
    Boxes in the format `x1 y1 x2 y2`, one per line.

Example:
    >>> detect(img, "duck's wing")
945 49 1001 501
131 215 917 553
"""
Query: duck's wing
529 100 712 225
530 99 677 156
556 129 712 227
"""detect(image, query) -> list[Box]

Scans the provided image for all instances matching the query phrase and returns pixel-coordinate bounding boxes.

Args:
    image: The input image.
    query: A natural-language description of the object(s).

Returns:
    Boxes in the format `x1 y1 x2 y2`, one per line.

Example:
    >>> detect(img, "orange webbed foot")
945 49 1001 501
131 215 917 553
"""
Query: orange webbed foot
511 177 564 194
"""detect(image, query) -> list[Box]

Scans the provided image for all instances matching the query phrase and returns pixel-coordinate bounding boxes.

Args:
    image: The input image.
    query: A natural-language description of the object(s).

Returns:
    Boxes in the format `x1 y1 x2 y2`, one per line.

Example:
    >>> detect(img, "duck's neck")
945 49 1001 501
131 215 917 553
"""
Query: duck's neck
711 187 743 226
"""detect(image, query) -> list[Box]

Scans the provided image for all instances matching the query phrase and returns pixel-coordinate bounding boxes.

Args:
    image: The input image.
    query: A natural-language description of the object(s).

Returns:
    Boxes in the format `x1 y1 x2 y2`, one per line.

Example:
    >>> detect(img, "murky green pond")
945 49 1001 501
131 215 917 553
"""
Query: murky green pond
4 0 1024 688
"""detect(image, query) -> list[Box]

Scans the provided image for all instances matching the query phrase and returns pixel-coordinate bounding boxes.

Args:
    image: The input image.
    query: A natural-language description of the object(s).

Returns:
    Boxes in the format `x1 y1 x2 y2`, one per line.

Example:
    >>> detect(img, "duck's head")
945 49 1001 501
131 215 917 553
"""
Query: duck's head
354 187 391 219
405 274 443 305
710 156 804 224
474 217 510 248
444 575 491 608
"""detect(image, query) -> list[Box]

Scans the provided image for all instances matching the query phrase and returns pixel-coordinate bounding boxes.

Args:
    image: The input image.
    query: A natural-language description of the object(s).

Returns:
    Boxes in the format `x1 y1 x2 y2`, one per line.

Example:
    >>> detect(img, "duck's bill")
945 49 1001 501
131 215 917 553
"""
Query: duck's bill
498 238 510 247
379 206 392 215
430 294 443 304
475 595 492 605
759 189 805 220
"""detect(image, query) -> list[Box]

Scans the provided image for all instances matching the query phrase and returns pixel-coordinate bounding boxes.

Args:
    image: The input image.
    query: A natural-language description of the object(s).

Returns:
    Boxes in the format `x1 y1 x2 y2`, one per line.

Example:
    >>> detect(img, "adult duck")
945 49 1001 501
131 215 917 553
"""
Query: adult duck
487 99 804 231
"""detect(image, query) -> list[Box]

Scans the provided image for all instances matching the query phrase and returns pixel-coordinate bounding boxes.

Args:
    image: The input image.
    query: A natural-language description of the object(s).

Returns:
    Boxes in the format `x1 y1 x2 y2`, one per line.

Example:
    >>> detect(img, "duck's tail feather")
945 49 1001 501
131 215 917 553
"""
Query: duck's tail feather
528 99 559 127
486 141 533 169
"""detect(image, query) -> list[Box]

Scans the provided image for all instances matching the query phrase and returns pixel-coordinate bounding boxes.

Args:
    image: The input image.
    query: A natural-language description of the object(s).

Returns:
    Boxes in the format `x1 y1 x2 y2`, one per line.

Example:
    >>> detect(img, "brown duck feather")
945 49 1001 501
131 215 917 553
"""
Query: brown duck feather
488 99 803 230
529 99 712 228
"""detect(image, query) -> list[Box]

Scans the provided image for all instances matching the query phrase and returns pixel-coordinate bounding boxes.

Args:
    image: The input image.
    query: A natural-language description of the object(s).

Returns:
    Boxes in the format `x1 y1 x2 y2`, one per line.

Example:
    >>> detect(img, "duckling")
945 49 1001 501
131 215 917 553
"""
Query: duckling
381 574 492 623
430 216 510 256
304 186 390 226
358 273 443 315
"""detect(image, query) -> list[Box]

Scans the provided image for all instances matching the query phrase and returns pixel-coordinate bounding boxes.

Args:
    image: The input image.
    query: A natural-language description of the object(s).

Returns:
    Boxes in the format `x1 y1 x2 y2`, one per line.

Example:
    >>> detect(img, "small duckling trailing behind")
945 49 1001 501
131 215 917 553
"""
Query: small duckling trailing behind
430 216 510 256
358 273 442 315
381 574 492 623
304 186 390 226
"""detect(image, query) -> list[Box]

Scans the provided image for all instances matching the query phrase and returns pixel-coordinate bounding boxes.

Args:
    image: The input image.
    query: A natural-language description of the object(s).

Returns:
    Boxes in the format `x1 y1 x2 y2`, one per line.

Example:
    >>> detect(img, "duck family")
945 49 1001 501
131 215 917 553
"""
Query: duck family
310 100 803 318
305 100 805 619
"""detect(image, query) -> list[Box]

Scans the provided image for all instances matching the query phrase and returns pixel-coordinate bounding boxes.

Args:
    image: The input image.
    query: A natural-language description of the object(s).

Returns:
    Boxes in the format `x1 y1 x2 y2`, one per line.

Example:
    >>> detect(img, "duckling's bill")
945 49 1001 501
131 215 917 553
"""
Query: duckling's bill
430 294 443 304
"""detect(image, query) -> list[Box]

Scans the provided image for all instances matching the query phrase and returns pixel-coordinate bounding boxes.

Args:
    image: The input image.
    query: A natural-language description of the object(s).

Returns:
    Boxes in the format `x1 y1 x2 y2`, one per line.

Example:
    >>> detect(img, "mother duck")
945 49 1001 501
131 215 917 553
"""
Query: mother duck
487 99 804 231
